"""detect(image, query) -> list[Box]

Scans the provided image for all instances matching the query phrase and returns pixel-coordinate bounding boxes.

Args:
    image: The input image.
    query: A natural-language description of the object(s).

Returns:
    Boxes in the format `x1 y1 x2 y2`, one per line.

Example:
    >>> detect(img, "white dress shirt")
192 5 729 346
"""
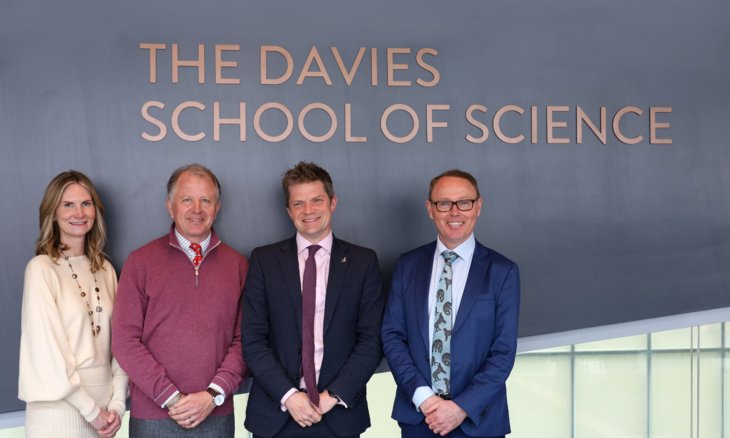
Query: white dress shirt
280 231 333 410
412 234 476 410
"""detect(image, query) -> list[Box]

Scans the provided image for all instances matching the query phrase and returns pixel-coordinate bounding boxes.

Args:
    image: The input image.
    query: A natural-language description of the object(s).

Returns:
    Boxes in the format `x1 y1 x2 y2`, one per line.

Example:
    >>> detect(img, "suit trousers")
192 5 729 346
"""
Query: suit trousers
253 416 359 438
399 421 505 438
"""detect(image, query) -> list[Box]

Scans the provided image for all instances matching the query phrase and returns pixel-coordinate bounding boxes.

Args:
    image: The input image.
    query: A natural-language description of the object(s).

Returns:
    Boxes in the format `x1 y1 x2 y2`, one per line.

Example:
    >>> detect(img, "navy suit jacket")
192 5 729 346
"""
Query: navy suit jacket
242 236 384 437
381 240 520 437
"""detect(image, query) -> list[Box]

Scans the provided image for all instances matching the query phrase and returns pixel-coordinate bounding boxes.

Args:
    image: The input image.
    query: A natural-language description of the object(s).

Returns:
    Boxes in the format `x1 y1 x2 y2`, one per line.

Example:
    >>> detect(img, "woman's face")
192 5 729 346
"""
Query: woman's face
55 183 96 244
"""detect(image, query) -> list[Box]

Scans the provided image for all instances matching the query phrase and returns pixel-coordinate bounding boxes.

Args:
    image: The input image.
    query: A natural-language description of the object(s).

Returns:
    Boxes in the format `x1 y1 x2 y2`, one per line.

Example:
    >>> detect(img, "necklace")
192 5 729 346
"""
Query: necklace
62 254 103 337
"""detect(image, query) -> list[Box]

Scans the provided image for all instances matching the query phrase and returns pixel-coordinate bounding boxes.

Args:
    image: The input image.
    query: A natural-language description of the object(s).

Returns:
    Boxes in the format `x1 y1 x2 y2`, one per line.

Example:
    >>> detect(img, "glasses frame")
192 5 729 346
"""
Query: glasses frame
430 199 478 212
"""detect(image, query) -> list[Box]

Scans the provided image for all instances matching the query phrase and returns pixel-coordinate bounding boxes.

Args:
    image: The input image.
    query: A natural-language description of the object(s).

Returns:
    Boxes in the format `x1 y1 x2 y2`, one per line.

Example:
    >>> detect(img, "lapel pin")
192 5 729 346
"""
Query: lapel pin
340 256 347 263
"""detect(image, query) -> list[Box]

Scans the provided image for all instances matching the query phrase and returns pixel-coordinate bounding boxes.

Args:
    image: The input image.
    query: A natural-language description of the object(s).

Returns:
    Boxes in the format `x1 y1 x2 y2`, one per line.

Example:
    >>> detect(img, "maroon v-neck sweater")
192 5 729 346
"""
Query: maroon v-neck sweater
112 226 248 419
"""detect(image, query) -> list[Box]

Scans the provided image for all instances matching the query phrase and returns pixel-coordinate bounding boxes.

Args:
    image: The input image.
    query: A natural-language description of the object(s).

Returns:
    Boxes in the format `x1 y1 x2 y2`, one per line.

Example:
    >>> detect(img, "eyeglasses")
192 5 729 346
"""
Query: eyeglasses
430 199 478 212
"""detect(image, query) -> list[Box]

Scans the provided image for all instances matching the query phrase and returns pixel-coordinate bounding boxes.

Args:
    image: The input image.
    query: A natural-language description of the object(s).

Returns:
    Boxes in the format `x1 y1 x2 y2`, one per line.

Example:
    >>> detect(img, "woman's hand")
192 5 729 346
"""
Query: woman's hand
90 408 122 438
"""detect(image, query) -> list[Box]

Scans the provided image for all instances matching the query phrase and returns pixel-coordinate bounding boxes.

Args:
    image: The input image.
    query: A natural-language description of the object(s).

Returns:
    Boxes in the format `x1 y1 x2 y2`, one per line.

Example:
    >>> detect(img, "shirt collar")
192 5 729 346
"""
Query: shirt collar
435 234 476 262
175 228 212 253
296 231 333 255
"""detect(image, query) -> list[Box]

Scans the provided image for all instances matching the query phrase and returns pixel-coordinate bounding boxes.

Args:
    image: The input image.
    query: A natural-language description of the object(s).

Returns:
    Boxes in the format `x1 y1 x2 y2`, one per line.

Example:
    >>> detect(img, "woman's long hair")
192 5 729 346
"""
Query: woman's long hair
35 170 108 272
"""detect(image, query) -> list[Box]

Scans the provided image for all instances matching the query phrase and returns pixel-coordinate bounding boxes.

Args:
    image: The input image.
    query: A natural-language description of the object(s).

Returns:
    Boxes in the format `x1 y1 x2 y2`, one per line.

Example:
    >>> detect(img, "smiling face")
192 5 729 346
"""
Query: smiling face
286 180 337 244
55 183 96 245
165 171 221 243
426 176 483 249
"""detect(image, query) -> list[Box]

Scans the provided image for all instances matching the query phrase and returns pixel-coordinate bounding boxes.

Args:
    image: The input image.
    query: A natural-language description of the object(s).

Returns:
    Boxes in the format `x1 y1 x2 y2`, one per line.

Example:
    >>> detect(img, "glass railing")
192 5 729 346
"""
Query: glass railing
508 323 728 438
1 321 727 438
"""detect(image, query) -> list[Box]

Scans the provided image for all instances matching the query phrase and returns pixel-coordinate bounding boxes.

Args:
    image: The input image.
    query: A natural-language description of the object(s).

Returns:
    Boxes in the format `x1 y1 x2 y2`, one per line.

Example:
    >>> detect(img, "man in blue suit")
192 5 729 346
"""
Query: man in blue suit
382 169 520 438
242 162 384 438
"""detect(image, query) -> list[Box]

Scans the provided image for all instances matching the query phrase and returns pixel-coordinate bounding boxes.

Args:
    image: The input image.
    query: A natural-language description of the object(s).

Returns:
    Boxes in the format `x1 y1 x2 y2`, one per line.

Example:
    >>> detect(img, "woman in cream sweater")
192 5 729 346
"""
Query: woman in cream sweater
18 170 127 438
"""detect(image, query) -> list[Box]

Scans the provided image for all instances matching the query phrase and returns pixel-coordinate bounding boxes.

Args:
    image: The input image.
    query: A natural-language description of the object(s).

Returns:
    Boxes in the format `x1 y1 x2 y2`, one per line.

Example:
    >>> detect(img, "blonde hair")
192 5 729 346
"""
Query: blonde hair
35 170 108 272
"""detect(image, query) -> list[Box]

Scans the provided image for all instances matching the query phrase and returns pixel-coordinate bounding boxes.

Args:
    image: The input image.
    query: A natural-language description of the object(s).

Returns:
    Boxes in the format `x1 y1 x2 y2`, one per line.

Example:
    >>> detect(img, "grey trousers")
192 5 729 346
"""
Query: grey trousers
129 413 235 437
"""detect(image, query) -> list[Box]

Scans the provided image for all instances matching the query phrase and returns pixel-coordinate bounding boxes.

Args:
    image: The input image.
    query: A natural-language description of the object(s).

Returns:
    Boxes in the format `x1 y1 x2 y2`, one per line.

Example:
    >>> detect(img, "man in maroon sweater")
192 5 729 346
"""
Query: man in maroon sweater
112 164 248 437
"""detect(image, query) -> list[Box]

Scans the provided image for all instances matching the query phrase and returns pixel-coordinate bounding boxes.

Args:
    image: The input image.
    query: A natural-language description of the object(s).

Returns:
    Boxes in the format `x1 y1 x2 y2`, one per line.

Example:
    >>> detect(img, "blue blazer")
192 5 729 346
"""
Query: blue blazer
242 236 384 437
381 240 520 437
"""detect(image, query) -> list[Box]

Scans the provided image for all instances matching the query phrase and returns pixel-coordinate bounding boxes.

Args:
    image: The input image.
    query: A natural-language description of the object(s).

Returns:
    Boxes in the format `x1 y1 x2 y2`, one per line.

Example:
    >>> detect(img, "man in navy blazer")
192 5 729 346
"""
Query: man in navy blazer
242 162 384 438
382 169 520 438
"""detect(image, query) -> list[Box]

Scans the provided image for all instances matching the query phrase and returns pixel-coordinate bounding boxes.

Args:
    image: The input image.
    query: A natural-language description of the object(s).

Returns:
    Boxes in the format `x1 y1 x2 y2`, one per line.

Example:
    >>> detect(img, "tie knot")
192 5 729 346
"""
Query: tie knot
307 245 321 257
189 243 203 267
442 250 458 265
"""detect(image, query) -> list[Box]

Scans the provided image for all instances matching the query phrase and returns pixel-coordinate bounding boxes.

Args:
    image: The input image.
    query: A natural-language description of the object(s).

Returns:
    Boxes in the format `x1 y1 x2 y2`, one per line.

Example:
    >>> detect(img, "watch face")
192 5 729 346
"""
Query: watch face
214 394 225 406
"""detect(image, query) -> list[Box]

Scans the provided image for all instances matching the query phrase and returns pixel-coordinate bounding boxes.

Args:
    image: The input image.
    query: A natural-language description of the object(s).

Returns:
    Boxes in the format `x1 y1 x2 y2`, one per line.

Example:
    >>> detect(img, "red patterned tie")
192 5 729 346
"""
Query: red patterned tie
302 245 321 406
190 243 203 267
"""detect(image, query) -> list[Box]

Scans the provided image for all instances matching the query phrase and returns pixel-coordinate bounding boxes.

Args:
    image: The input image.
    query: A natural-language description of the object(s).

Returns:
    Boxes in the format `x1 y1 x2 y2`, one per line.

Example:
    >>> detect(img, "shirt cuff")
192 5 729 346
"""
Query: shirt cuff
208 383 226 399
161 391 180 409
280 388 299 412
329 390 348 409
413 386 436 412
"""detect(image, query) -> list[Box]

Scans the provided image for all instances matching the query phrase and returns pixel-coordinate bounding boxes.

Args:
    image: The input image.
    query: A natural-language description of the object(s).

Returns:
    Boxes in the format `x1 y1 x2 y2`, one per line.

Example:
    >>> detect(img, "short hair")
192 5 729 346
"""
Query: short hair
428 169 481 199
35 170 108 272
281 162 335 206
167 163 221 199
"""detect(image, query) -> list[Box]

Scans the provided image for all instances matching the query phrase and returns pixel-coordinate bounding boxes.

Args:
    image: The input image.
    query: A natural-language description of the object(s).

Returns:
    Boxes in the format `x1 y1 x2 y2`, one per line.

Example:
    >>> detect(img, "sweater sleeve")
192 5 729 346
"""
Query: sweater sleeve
111 252 179 407
106 268 129 417
18 257 100 422
107 357 128 417
210 256 248 396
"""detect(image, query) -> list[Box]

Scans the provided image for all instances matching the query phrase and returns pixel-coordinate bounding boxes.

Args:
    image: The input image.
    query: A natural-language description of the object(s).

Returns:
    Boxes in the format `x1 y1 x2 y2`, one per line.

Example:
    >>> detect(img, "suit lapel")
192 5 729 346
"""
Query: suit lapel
416 242 437 350
323 238 349 334
453 242 490 335
278 238 303 337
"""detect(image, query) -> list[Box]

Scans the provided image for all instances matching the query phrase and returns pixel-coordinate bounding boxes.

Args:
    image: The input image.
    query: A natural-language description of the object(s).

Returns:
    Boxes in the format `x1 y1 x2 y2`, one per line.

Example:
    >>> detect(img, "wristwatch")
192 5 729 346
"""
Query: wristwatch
207 388 225 406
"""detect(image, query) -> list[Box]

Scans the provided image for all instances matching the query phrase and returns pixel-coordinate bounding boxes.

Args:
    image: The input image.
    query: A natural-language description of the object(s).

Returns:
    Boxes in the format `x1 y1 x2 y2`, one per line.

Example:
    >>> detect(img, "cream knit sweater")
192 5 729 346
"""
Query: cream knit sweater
19 255 127 433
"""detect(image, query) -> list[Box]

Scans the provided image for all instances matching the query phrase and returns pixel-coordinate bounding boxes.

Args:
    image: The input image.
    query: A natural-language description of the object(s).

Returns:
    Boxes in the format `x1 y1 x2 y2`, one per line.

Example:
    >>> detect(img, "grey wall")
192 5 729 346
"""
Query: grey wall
1 0 729 413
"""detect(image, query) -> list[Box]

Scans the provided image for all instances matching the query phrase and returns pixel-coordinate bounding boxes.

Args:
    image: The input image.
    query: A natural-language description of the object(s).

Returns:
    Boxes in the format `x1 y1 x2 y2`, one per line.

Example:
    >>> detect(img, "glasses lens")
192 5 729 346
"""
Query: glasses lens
435 201 452 212
456 200 474 211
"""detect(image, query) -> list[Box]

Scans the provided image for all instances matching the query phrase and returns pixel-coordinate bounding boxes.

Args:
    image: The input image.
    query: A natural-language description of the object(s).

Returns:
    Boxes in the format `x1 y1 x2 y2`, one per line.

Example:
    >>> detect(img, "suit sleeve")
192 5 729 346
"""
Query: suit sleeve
381 257 432 403
241 249 298 402
454 263 520 425
111 253 179 407
324 250 384 405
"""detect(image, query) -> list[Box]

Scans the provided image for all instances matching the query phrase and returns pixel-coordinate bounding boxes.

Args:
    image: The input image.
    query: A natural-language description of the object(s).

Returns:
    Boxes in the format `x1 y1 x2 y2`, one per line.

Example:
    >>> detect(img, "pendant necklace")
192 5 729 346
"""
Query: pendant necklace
62 253 103 337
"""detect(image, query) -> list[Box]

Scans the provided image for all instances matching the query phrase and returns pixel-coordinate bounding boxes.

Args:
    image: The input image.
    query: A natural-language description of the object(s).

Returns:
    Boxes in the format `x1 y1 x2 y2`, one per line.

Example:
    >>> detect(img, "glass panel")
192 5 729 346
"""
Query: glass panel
575 334 647 352
652 327 692 350
574 353 647 438
699 323 723 349
363 372 400 438
698 351 723 438
234 393 249 437
508 355 572 438
651 351 691 437
0 428 24 438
